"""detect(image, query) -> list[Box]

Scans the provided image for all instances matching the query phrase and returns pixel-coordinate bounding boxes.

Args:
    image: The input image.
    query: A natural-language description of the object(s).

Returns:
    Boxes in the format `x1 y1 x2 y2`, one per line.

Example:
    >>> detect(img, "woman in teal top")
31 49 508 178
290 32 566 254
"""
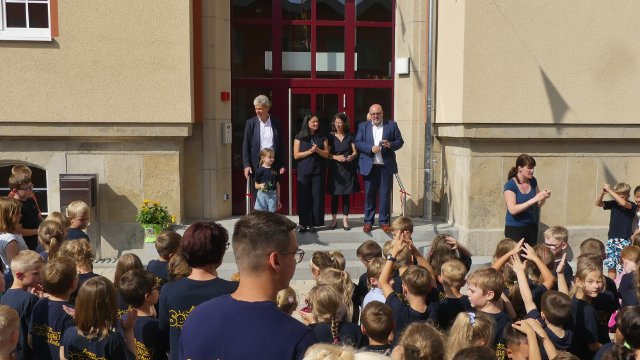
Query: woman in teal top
503 154 551 246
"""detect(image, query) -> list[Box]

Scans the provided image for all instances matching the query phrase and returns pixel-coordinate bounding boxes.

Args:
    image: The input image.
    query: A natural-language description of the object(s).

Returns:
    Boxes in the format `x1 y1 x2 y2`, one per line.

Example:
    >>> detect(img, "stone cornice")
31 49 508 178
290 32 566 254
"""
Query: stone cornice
0 122 192 138
435 123 640 139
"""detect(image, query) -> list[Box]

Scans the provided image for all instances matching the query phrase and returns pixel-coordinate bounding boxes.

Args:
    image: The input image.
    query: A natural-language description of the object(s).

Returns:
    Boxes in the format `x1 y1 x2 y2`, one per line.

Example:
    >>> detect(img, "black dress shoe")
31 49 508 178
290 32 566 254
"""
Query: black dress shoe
308 226 317 233
297 226 307 233
343 226 351 231
328 223 337 230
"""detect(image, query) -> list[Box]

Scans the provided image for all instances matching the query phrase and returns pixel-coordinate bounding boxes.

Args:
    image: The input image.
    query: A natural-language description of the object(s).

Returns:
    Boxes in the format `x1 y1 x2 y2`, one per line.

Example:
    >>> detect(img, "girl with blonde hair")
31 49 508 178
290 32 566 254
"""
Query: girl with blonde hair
304 285 364 347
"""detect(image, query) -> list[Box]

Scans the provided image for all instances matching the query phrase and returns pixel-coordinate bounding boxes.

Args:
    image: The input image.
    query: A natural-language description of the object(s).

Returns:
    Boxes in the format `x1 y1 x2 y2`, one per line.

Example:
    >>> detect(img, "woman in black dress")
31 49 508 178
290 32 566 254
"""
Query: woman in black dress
327 113 359 231
294 113 330 232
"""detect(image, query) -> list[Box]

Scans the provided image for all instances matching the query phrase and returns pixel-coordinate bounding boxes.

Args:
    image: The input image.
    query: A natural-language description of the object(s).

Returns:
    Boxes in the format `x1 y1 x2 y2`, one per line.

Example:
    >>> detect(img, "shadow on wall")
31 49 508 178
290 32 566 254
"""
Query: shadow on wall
540 68 571 134
97 184 144 257
437 146 451 223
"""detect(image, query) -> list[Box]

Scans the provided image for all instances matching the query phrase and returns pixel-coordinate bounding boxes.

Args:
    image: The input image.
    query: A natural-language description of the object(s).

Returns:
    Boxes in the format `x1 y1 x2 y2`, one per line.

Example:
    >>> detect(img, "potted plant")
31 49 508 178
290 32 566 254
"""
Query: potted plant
136 200 175 243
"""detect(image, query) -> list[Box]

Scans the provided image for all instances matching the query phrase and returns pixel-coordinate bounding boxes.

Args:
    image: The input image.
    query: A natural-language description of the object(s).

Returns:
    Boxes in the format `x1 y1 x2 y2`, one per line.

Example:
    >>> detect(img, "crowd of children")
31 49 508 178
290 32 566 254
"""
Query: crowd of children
0 162 640 360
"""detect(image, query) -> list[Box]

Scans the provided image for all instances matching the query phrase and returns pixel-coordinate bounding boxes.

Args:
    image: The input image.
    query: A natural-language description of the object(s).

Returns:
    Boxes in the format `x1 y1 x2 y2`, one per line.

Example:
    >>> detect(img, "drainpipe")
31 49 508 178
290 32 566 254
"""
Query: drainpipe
423 0 437 221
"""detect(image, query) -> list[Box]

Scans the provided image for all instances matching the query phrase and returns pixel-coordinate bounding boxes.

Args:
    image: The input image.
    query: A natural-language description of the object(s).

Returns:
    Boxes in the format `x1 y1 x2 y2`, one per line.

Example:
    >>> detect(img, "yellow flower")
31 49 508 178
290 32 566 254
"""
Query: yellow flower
154 201 160 206
171 215 176 224
144 199 150 204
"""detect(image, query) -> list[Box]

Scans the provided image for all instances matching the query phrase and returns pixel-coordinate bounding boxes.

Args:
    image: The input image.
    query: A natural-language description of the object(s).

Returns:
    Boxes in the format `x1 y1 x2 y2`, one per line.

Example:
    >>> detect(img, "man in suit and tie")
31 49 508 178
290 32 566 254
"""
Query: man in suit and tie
242 94 286 184
355 104 404 233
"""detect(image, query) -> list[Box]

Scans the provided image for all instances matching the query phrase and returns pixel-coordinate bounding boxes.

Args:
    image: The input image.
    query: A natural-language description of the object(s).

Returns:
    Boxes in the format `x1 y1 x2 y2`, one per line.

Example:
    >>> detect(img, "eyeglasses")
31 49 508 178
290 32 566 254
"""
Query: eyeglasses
544 242 561 250
267 248 305 264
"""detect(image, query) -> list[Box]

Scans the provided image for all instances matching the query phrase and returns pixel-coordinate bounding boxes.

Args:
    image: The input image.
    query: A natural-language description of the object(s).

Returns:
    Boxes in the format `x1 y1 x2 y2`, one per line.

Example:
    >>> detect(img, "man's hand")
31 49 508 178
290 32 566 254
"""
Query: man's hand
372 145 381 154
381 140 391 149
244 167 252 179
279 167 286 175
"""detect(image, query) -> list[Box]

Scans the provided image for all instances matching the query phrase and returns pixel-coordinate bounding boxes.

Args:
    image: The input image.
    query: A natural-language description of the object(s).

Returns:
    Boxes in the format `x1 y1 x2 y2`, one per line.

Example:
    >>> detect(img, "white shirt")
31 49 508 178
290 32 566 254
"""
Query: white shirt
361 288 386 313
372 121 384 165
259 116 274 151
0 233 28 273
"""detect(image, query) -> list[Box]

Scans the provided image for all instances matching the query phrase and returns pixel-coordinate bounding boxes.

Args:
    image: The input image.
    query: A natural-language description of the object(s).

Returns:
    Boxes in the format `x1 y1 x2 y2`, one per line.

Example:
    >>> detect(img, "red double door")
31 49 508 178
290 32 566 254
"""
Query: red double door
287 88 365 215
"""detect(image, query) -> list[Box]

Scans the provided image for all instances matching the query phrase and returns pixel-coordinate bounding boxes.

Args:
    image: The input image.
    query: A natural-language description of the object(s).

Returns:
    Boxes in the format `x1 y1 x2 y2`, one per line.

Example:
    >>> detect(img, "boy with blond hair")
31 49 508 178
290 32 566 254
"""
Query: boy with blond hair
354 240 383 314
0 305 19 360
8 173 41 251
467 267 511 359
379 239 437 340
29 257 78 359
0 250 44 359
435 259 472 330
65 200 90 241
361 257 386 310
543 226 573 285
359 301 394 355
596 182 638 279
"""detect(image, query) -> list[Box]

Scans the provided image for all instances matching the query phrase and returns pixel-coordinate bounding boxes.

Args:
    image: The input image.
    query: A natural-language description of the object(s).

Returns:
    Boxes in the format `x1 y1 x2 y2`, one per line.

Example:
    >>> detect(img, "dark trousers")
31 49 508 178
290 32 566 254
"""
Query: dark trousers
505 224 539 247
364 165 392 225
331 194 351 216
297 173 325 226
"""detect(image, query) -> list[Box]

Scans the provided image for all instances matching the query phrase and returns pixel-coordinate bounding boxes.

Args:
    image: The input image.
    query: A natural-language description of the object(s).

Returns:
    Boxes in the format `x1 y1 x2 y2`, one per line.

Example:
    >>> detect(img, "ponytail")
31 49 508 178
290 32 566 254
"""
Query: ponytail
48 236 61 261
507 166 518 181
330 316 340 345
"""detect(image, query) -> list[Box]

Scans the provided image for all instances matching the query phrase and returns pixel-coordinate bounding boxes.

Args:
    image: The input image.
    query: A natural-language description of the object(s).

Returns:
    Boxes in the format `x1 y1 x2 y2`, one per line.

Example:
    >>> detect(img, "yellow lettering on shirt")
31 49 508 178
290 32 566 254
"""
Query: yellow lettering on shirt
136 338 154 360
67 348 107 360
169 306 195 328
32 323 61 346
495 343 506 360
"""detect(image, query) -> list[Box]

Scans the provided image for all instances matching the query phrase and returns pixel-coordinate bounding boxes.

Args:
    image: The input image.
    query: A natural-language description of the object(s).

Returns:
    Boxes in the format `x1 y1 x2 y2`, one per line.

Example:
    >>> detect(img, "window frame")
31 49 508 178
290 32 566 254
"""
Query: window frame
0 0 52 41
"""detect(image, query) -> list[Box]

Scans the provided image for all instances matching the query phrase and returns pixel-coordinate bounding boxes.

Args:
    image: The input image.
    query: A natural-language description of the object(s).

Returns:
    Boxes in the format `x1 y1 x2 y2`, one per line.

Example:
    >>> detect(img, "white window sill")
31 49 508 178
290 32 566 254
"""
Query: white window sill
0 31 52 41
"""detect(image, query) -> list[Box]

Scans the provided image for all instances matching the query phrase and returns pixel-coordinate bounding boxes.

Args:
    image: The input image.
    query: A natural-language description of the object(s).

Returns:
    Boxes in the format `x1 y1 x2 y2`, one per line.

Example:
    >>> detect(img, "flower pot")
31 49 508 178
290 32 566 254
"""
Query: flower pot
142 224 163 243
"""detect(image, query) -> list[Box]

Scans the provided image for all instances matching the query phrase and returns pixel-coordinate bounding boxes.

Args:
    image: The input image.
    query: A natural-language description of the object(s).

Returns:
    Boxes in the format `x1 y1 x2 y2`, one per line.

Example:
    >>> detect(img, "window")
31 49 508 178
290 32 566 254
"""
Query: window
0 164 49 215
0 0 51 41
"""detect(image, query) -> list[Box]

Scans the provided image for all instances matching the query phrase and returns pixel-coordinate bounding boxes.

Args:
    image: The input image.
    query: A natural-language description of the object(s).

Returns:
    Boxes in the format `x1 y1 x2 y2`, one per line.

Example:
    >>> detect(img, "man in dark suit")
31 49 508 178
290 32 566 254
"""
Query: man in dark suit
355 104 404 233
242 95 286 180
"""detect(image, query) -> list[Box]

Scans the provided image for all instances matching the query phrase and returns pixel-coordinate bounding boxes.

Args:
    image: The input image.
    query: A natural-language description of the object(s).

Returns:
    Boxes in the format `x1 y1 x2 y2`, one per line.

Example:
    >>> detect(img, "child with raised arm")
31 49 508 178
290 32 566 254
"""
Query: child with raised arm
596 182 638 279
379 239 437 340
512 253 572 360
466 267 511 360
0 250 44 360
436 259 472 330
506 320 544 360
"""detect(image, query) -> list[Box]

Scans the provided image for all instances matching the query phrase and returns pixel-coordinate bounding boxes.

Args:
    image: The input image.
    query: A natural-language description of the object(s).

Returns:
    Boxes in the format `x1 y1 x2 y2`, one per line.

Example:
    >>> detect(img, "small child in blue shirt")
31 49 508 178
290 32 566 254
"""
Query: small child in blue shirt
254 148 281 212
147 231 181 289
596 182 638 279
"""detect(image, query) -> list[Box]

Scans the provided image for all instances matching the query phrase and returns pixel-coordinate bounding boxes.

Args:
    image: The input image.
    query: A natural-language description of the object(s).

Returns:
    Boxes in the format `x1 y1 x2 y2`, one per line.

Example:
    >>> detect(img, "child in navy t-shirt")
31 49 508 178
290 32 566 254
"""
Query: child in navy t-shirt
436 259 472 330
29 258 78 360
119 269 167 360
147 231 181 289
62 277 136 360
0 250 44 360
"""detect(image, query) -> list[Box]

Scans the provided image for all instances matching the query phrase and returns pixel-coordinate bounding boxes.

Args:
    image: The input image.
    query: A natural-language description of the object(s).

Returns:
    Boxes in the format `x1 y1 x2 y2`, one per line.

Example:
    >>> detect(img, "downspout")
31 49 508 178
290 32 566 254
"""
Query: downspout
423 0 437 221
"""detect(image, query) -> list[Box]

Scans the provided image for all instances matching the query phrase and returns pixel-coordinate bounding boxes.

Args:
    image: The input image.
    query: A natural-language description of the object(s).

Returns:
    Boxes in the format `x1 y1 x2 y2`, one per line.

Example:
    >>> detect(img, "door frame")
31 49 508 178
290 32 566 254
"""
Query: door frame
287 87 354 215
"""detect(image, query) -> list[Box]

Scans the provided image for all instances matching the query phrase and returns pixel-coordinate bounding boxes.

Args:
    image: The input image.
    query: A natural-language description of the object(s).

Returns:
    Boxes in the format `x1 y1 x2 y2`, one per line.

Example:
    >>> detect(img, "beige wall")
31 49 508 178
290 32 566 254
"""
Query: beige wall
0 1 193 124
393 0 428 217
0 1 194 257
435 1 640 254
183 1 233 220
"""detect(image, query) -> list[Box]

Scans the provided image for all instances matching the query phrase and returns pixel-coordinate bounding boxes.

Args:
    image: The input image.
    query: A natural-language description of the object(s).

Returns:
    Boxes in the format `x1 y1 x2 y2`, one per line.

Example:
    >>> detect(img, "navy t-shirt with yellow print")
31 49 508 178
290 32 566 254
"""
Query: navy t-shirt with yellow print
130 316 168 360
158 277 238 360
62 326 134 360
29 298 75 360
